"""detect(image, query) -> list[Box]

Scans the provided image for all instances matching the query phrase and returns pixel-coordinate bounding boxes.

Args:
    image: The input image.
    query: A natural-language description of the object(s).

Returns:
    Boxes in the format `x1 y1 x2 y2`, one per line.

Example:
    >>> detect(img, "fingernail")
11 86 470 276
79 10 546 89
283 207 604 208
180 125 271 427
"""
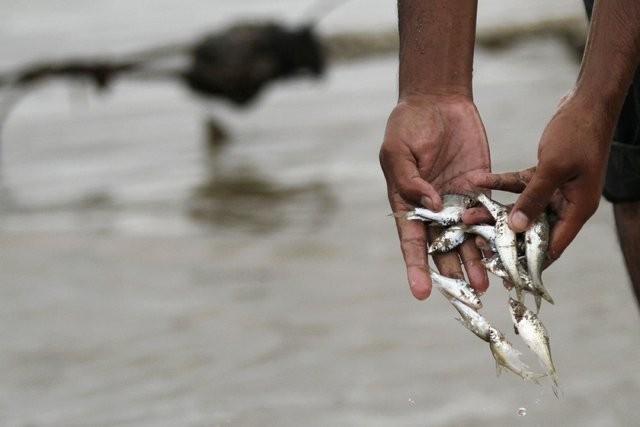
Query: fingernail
510 210 529 231
420 196 433 209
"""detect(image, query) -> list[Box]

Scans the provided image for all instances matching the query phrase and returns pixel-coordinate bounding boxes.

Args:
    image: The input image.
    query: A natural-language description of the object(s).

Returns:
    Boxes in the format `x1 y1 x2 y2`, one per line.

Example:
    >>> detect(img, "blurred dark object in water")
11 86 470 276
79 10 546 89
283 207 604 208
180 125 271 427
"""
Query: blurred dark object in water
0 15 586 135
189 166 335 234
184 23 324 105
205 117 230 154
0 21 325 124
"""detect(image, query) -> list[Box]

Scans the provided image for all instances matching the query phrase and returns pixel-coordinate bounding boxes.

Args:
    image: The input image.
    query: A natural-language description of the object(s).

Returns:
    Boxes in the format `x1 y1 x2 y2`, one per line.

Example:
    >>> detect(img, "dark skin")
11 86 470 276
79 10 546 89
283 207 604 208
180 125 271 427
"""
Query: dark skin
382 95 490 299
383 0 640 300
469 91 612 263
380 0 490 300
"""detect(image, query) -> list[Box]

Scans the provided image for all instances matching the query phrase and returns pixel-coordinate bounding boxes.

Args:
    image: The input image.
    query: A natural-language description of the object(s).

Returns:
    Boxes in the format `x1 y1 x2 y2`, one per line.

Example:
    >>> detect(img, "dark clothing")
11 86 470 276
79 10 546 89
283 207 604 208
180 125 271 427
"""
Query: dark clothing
583 0 640 202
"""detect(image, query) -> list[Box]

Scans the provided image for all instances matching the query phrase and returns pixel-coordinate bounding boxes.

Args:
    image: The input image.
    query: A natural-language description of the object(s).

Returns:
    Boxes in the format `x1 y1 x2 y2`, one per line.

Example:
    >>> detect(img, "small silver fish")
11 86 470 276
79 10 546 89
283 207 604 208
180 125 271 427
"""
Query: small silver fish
476 194 524 291
482 254 510 280
448 297 491 342
524 213 554 305
401 193 475 226
430 270 482 309
488 327 546 384
509 298 561 397
475 193 505 219
517 264 543 312
428 225 468 253
461 223 497 251
482 255 545 312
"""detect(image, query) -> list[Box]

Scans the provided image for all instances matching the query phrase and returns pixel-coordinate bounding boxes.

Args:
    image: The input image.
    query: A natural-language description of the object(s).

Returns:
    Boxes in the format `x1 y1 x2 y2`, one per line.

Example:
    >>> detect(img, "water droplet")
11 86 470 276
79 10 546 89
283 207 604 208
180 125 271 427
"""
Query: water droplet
517 407 527 416
408 398 415 405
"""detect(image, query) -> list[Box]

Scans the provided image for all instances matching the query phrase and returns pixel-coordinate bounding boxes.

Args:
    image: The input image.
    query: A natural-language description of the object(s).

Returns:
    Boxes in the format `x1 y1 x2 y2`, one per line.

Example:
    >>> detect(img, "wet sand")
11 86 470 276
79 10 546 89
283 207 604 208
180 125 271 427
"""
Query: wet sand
1 2 639 426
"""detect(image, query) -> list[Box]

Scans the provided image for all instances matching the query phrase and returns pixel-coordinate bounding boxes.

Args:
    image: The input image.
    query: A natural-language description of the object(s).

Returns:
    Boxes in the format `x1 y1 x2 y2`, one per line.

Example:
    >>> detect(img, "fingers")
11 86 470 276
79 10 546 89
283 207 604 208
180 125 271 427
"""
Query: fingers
458 240 489 293
474 235 494 253
546 198 597 263
509 169 560 232
462 206 493 224
380 146 443 210
545 217 582 266
471 167 535 193
396 167 442 210
395 213 432 300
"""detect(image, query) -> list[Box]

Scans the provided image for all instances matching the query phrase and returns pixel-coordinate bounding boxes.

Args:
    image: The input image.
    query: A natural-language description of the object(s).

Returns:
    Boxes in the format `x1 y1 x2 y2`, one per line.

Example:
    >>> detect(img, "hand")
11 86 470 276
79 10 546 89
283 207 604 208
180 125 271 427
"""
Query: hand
471 93 612 262
380 94 491 299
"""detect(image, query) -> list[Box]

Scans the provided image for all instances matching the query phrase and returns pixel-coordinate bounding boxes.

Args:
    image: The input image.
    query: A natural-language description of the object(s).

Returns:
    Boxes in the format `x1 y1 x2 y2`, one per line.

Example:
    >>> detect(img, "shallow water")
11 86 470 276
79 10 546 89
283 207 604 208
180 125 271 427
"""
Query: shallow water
1 1 639 426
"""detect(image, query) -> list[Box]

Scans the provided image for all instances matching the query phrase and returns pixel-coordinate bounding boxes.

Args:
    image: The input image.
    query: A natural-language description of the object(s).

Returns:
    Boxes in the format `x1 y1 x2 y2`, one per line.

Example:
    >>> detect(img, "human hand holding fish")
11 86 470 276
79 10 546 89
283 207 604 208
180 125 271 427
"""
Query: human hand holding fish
470 92 611 264
380 95 491 300
396 192 561 395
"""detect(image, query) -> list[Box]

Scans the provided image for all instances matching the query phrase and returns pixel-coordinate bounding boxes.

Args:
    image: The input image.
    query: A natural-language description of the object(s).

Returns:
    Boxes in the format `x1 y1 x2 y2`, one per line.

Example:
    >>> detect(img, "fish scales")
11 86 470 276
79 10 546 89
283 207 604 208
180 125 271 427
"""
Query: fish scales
476 194 524 291
429 225 468 253
402 193 475 226
488 327 546 384
509 298 561 397
430 270 482 309
524 213 554 305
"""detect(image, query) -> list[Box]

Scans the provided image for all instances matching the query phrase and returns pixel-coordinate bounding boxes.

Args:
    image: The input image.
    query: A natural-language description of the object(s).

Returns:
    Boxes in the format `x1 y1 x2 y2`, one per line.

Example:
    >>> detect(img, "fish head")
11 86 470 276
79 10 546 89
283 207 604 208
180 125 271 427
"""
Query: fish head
488 327 501 342
442 193 476 208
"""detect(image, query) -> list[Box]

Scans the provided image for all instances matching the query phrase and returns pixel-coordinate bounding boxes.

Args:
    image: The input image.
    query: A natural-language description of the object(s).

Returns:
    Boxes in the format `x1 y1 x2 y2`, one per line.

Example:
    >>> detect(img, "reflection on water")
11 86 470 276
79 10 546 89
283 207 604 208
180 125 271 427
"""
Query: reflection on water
0 152 336 235
189 163 335 233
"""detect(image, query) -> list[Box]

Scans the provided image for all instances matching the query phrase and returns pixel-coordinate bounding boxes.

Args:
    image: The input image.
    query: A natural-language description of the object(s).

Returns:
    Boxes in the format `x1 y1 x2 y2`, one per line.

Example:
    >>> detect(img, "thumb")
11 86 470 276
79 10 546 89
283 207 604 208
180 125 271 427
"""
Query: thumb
508 169 558 232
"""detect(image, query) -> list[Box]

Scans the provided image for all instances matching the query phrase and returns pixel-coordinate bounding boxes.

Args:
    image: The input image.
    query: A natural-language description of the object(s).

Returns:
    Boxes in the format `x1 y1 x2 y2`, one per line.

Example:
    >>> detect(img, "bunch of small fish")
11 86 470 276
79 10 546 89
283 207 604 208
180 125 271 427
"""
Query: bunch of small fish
397 193 561 397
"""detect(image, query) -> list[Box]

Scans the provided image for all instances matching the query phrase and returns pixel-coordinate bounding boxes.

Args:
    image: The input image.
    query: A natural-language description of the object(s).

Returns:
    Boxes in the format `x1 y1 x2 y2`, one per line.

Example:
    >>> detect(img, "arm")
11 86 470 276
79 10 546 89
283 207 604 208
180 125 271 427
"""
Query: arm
475 0 640 261
398 0 476 99
381 0 490 299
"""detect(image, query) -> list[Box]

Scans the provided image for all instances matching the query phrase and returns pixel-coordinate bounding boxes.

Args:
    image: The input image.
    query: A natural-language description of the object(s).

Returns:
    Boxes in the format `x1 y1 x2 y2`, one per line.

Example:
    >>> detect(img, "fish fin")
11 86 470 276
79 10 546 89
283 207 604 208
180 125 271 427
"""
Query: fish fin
532 279 554 305
513 324 519 335
550 372 563 398
535 294 542 313
541 289 554 305
495 361 504 377
390 210 430 222
390 210 409 219
523 371 547 385
454 317 470 332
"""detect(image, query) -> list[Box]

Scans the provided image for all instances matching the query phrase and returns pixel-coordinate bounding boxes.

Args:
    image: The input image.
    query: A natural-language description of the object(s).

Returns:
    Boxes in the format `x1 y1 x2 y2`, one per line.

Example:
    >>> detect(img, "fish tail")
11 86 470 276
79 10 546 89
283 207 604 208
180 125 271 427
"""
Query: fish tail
390 210 420 221
540 286 554 305
550 371 563 398
389 211 409 219
531 278 554 305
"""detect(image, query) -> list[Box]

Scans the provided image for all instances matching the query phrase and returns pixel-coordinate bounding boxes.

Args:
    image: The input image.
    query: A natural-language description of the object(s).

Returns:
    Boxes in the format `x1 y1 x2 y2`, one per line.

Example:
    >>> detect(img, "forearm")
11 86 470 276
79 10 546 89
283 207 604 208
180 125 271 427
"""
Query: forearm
575 0 640 125
398 0 478 99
